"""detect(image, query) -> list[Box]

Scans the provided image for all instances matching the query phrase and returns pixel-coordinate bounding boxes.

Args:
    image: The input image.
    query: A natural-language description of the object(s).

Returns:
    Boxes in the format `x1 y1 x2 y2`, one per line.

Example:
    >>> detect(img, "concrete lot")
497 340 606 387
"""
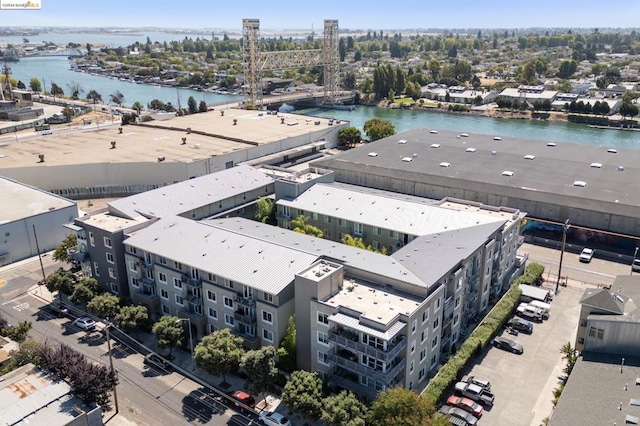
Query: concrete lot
457 242 627 426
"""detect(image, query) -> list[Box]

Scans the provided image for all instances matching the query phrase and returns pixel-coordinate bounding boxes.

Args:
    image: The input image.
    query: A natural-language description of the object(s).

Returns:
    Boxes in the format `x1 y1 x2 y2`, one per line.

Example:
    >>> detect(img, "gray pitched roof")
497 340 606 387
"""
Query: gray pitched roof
391 221 506 285
124 216 318 295
579 288 625 314
208 218 432 292
108 165 273 220
277 182 505 237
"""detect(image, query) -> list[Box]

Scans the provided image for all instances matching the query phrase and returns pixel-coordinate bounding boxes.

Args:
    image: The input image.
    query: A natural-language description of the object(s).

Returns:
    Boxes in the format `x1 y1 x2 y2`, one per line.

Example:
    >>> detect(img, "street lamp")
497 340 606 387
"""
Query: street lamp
176 318 195 372
555 219 570 295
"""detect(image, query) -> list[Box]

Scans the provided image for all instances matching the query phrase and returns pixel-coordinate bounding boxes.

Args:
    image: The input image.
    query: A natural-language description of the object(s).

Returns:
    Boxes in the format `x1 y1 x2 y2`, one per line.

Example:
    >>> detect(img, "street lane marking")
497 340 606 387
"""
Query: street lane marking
1 294 30 305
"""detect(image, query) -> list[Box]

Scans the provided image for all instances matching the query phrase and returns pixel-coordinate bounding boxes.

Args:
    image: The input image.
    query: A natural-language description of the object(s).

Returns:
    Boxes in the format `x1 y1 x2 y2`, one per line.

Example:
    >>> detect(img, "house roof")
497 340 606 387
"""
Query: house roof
277 182 505 237
579 288 625 315
108 165 273 220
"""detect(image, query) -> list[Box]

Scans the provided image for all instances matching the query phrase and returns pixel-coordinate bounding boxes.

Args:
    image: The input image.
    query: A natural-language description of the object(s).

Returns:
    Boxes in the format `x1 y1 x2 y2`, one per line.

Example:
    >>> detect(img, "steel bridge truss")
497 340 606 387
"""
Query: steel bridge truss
242 19 339 106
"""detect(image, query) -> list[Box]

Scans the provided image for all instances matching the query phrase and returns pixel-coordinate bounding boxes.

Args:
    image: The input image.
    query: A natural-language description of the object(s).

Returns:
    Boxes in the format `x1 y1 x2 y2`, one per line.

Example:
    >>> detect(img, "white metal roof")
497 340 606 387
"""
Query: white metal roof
0 176 76 224
329 312 405 340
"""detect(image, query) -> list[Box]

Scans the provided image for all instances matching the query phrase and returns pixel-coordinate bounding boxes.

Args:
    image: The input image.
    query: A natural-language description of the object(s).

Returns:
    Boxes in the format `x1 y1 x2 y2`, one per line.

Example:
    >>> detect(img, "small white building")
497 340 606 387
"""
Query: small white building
499 85 558 104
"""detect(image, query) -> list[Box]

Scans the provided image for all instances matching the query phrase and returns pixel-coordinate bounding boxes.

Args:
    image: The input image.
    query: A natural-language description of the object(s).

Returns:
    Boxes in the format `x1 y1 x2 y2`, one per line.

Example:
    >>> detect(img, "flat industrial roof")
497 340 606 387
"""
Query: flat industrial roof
0 176 76 224
0 109 336 168
313 128 640 215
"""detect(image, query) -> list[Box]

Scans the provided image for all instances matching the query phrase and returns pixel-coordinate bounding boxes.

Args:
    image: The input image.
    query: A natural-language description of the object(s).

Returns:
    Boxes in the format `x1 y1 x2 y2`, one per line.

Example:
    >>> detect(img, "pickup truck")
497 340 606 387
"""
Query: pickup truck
465 375 491 391
454 381 495 407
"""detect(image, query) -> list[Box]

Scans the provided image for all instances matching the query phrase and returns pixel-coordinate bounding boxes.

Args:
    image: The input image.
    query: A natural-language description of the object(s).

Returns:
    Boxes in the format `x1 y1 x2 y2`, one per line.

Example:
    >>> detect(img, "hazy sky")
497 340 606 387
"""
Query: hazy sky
3 0 639 30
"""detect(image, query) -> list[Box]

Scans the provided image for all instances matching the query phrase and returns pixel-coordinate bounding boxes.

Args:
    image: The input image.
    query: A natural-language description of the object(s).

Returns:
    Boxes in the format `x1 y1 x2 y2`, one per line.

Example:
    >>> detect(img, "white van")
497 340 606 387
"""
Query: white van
632 258 640 273
517 303 543 322
529 300 551 319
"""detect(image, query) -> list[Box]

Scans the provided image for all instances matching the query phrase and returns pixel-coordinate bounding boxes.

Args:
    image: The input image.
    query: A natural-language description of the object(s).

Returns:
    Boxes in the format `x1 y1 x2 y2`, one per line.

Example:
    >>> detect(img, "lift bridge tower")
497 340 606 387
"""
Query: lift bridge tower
242 18 339 106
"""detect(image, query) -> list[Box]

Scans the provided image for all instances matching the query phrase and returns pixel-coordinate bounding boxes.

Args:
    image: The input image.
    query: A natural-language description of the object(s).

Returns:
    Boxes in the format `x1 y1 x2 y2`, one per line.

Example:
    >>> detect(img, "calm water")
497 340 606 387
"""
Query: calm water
7 56 640 148
0 31 217 47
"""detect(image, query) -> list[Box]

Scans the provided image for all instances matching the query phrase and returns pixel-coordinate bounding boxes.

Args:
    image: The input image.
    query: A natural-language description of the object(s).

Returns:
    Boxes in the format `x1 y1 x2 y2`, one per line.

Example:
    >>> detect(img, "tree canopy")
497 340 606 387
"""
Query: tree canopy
87 293 121 319
290 215 323 238
321 390 368 426
363 118 396 141
367 387 438 425
338 126 362 147
194 328 244 385
282 370 324 421
277 314 297 372
152 315 185 358
255 197 276 225
240 346 277 403
53 234 78 263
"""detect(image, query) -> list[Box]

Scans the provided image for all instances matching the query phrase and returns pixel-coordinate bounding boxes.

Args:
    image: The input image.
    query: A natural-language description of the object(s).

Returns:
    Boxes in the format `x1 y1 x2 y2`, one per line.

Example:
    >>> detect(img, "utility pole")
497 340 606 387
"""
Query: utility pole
32 225 46 291
105 320 119 414
555 220 570 295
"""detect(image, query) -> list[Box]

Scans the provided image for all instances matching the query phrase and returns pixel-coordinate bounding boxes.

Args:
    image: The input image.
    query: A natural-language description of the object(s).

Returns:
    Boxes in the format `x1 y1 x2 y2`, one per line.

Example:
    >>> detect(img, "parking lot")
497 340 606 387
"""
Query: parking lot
461 283 585 426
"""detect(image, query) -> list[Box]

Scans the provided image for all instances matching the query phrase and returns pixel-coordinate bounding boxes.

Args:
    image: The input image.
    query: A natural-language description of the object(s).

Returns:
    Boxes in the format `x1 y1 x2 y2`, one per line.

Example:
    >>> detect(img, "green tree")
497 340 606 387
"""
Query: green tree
87 293 120 320
367 387 437 425
152 315 185 359
187 96 198 114
557 60 578 79
363 118 396 141
53 233 77 263
44 269 76 300
321 390 368 426
69 281 96 312
338 126 362 148
131 101 143 116
282 370 324 421
29 77 42 92
61 107 75 122
277 314 297 372
67 82 84 100
3 340 44 373
1 320 32 343
290 215 323 238
255 197 276 225
116 305 148 338
86 89 102 104
110 90 125 106
50 82 64 97
194 328 244 386
620 102 639 118
198 100 208 113
338 38 346 62
240 346 277 404
560 342 578 375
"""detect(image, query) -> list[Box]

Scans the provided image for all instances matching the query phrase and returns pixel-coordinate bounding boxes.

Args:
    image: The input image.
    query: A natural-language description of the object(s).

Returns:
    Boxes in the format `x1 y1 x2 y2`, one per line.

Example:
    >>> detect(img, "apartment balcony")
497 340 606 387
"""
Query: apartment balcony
444 297 454 318
441 334 452 352
185 293 202 306
180 307 206 327
328 329 406 362
234 310 257 325
68 247 90 262
135 286 157 300
232 330 260 350
234 294 256 308
328 373 378 401
140 275 155 286
276 211 292 221
328 352 405 384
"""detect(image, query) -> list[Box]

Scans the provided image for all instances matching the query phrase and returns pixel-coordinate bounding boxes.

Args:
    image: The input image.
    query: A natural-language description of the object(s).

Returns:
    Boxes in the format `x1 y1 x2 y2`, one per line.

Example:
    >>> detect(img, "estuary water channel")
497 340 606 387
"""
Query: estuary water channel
8 56 640 149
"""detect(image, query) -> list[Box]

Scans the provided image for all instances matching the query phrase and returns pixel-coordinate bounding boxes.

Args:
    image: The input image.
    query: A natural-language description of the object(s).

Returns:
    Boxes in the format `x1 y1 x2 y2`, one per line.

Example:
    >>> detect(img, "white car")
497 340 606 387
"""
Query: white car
579 248 595 263
72 317 96 331
259 411 291 426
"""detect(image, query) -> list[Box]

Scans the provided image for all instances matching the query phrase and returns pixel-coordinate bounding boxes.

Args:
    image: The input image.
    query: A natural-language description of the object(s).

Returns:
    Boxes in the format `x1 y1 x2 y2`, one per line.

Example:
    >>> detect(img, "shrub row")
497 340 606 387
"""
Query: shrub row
422 263 545 402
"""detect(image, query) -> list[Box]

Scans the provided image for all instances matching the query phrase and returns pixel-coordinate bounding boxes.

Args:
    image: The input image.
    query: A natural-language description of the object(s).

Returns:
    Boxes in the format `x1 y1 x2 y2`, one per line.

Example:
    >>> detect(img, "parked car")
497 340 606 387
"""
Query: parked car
259 411 291 426
72 317 96 331
446 395 483 417
454 382 495 407
438 405 478 425
143 353 171 370
465 376 491 392
492 336 524 354
579 247 595 263
516 304 544 322
507 317 534 334
227 390 256 411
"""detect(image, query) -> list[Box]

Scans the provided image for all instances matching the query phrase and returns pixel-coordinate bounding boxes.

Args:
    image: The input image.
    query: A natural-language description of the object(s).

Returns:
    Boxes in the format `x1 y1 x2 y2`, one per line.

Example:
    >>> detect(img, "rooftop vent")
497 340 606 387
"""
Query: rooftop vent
466 147 476 153
491 150 497 155
398 139 407 144
547 142 557 147
524 154 536 160
618 166 625 171
430 143 440 148
502 170 514 177
157 156 165 162
607 148 618 153
368 152 378 157
493 136 502 141
429 130 438 134
402 157 413 162
110 141 116 149
573 180 587 187
590 163 602 168
439 162 451 168
459 133 469 137
38 154 45 163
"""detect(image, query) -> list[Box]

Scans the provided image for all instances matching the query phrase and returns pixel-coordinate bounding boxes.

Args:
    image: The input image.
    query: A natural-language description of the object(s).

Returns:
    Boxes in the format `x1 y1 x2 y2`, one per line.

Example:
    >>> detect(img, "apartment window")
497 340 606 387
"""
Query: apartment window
106 253 114 264
419 368 426 381
129 246 137 254
390 230 399 239
263 292 274 303
409 361 414 373
421 330 427 343
353 222 363 236
372 240 380 250
324 215 331 223
372 226 381 235
433 318 439 330
422 310 429 323
455 296 461 308
208 273 217 283
108 268 116 279
103 237 112 248
224 314 235 326
262 311 273 324
162 305 170 315
158 272 167 283
580 319 587 327
317 312 329 325
208 308 218 319
110 283 119 294
209 324 218 334
225 280 234 289
129 261 138 272
411 320 417 334
263 329 274 342
224 296 233 309
94 262 100 277
420 349 426 362
456 278 462 291
131 277 139 287
311 212 318 220
338 218 346 227
89 232 95 246
174 278 183 289
410 340 416 354
317 351 329 366
432 336 438 349
174 261 182 270
431 355 437 367
317 331 329 346
207 290 217 302
435 297 441 311
160 289 169 300
282 206 291 218
588 327 604 339
158 257 167 265
175 295 184 306
453 314 459 326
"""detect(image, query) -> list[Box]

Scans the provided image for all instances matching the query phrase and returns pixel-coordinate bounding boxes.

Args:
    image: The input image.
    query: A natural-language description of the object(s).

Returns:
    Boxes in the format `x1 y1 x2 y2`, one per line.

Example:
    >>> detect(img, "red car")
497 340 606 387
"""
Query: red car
227 390 256 411
446 395 483 418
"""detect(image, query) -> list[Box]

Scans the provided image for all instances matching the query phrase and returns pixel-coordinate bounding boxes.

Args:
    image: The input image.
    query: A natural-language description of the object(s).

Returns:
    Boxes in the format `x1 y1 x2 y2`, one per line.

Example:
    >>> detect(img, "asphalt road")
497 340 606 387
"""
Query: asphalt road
0 256 252 426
